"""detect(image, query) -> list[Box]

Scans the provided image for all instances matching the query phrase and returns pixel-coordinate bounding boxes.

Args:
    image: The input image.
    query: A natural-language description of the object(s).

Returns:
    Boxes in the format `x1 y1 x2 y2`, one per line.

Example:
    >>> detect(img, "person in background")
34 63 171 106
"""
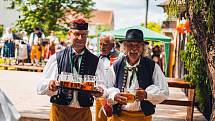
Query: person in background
2 27 18 65
37 18 107 121
16 31 28 65
99 35 119 67
44 30 59 62
106 29 169 121
96 35 120 121
152 45 163 71
47 31 59 44
45 31 59 61
55 41 66 52
29 27 45 66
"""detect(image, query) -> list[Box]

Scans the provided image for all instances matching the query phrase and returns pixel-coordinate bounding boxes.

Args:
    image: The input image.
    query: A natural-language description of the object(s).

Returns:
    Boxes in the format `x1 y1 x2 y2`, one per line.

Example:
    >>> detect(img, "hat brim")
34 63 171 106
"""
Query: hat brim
120 39 149 44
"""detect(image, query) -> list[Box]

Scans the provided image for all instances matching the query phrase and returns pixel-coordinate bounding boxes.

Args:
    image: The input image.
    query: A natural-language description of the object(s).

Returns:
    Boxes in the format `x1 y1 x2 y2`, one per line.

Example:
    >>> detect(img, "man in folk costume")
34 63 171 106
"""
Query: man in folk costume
99 35 120 67
29 27 45 66
106 29 169 121
37 18 106 121
96 35 120 121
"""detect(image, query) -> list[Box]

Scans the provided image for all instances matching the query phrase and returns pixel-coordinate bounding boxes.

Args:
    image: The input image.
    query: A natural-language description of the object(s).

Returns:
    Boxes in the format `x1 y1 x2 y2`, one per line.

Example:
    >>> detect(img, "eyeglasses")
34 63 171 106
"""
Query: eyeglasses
73 32 88 37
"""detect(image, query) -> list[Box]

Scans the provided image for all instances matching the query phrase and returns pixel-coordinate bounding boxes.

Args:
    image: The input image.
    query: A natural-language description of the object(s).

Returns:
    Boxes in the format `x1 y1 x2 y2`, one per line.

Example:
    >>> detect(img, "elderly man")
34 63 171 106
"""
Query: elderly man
106 29 169 121
96 35 120 121
37 18 105 121
99 35 119 67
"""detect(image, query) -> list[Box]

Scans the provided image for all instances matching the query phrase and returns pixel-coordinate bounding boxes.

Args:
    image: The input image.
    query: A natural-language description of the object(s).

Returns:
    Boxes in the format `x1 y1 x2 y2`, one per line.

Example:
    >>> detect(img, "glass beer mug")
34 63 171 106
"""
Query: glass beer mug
69 74 82 89
82 75 96 91
59 73 71 88
122 88 136 103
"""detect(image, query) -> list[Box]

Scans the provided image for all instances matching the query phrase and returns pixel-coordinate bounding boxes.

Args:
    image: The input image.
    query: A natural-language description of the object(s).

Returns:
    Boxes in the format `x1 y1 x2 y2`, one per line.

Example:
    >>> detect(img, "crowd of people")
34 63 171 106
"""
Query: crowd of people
36 18 169 121
0 17 168 121
0 27 66 66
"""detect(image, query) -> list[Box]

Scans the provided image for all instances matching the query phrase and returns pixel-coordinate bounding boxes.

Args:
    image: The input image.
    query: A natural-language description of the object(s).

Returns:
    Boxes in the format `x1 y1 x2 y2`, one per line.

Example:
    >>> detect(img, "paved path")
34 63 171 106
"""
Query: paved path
0 70 207 121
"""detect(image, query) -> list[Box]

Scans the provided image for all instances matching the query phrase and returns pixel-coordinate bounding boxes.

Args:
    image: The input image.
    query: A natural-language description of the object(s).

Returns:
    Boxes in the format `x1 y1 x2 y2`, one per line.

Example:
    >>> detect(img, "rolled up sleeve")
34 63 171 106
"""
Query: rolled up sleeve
145 63 169 105
37 54 58 96
105 66 120 104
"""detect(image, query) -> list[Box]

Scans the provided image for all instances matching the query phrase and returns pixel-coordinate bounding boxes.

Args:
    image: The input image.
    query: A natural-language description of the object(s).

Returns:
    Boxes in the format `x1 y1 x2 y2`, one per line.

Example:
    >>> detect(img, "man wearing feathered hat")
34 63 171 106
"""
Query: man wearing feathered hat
106 29 169 121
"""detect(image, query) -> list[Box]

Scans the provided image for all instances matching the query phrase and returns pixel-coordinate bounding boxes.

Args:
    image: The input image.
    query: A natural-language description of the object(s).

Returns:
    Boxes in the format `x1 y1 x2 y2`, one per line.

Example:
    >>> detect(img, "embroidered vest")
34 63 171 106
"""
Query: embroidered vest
50 46 99 107
112 56 155 116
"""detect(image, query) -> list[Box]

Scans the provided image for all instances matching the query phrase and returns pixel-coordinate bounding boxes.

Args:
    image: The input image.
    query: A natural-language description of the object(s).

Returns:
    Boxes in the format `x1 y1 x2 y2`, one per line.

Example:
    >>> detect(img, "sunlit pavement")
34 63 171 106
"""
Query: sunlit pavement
0 70 207 121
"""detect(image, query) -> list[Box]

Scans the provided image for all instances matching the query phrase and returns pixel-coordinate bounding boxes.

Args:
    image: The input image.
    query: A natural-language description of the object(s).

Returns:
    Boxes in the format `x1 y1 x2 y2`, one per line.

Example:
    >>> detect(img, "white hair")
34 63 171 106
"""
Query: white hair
100 34 115 43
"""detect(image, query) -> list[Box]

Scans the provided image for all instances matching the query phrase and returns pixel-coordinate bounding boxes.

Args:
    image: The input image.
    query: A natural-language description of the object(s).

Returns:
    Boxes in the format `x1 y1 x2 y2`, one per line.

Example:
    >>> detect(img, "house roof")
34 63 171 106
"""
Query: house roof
64 9 113 26
88 10 113 26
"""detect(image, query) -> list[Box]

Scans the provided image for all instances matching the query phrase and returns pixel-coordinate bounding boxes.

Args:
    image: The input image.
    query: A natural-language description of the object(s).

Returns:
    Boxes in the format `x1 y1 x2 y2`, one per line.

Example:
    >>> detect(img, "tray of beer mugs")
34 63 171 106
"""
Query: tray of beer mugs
56 73 100 94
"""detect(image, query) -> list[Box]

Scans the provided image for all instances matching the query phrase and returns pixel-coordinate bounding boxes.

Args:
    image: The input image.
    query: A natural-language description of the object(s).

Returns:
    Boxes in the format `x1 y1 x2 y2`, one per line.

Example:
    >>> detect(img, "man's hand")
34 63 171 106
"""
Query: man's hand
92 86 104 97
49 80 59 92
114 92 128 105
135 88 147 101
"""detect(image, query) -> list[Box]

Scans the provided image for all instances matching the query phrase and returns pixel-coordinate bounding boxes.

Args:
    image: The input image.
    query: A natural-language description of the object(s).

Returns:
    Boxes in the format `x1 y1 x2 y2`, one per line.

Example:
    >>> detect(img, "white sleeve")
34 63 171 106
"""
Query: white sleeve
29 33 33 46
95 59 105 86
42 33 45 39
36 54 58 96
145 63 169 105
95 59 109 98
106 65 120 104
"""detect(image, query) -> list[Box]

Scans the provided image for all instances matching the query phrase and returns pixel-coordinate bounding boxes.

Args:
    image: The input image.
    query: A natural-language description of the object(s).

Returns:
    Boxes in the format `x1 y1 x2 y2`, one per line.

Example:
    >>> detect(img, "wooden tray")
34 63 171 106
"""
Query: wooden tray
57 86 100 94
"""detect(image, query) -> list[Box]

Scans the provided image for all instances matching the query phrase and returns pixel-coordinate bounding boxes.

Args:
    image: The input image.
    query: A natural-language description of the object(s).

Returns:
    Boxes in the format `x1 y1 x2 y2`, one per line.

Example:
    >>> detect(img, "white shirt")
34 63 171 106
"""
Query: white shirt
37 48 106 108
2 33 13 41
106 58 169 111
47 35 59 44
29 33 45 46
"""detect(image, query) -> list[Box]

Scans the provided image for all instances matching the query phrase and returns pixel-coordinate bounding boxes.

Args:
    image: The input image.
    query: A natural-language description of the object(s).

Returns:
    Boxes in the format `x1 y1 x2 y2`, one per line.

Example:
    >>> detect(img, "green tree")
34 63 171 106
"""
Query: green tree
0 25 4 37
141 22 161 33
181 34 212 120
96 25 112 33
168 0 215 120
146 22 161 33
7 0 95 35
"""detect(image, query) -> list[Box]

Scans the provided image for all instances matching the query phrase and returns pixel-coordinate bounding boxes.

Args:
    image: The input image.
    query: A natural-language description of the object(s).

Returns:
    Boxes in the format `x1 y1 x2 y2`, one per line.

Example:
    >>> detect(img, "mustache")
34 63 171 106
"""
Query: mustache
127 50 141 56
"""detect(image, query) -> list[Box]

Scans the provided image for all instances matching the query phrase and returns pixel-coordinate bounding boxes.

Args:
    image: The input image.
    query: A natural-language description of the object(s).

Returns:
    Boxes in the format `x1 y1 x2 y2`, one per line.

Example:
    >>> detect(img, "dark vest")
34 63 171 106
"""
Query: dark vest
112 56 155 116
50 46 99 107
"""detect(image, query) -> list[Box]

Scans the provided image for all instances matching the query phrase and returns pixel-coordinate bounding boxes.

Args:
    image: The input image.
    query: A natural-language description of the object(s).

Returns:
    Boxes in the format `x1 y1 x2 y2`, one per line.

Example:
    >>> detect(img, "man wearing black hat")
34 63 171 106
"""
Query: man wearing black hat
106 29 169 121
37 18 106 121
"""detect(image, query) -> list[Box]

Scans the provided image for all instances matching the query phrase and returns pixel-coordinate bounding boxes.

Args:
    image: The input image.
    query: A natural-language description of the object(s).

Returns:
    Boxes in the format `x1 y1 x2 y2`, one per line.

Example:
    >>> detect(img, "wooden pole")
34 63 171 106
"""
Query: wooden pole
145 0 149 28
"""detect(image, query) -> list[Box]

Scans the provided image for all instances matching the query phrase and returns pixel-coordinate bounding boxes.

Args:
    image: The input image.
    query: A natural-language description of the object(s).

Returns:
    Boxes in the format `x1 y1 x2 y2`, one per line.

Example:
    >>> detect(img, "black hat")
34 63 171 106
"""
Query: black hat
70 18 88 30
124 29 144 42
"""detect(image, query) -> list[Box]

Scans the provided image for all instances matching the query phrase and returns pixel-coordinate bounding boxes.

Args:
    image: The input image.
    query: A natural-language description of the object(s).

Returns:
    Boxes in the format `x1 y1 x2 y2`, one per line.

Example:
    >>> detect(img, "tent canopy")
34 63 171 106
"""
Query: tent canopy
100 25 171 75
101 25 171 42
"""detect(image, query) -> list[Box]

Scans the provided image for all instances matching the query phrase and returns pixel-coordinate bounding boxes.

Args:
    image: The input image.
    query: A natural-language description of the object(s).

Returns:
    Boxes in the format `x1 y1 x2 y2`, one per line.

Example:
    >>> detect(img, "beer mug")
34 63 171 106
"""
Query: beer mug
82 75 96 91
70 74 82 89
122 88 136 103
59 72 71 88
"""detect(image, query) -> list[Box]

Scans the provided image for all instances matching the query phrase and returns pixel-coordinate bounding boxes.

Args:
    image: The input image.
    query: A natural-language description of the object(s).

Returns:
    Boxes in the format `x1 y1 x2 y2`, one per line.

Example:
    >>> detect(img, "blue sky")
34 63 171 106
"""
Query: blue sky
92 0 166 29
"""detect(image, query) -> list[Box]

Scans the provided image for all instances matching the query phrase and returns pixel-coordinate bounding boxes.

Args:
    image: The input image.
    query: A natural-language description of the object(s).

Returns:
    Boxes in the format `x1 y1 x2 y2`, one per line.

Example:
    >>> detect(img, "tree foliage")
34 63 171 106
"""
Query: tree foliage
181 34 212 120
96 25 112 33
7 0 95 35
0 25 4 37
168 0 215 120
141 22 161 33
146 22 161 33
